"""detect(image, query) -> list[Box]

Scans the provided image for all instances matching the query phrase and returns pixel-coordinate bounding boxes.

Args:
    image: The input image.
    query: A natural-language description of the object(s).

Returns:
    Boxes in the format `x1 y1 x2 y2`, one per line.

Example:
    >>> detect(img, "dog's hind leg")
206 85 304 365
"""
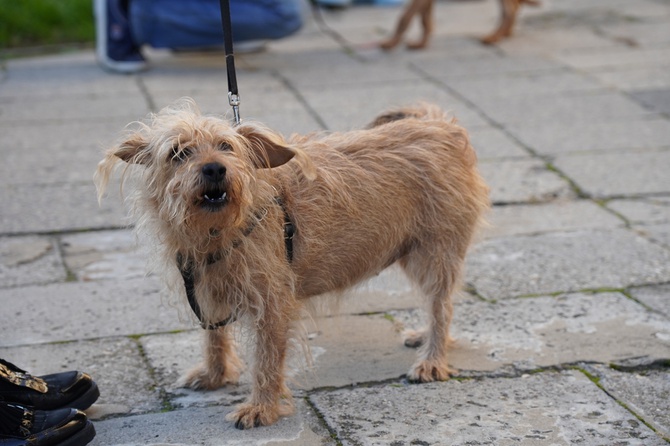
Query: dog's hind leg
400 242 464 382
178 326 243 390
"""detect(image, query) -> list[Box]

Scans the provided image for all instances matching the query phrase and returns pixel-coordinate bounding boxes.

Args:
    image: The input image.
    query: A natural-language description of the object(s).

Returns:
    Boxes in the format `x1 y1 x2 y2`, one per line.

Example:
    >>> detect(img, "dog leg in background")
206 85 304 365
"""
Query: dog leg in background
380 0 434 50
481 0 540 44
179 327 243 390
407 0 434 50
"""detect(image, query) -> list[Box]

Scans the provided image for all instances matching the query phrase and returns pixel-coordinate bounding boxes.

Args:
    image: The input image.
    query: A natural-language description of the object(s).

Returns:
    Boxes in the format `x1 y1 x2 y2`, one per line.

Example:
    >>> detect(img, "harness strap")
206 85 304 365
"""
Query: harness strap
177 199 295 330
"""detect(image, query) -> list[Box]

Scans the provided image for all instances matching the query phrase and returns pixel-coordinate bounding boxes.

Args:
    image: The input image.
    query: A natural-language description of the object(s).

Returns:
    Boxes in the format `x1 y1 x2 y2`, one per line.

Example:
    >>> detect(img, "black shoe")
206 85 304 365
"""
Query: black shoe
0 360 99 411
0 402 95 446
94 0 147 73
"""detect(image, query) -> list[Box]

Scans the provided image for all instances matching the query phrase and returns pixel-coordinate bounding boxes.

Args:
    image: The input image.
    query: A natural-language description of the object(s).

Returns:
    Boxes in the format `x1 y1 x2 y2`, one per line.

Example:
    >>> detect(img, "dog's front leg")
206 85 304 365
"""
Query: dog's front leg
178 326 243 390
226 311 293 429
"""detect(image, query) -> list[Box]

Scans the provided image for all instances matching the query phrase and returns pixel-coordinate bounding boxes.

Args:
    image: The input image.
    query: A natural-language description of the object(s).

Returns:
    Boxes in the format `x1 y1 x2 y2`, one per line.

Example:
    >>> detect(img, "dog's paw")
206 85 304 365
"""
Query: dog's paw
226 401 293 429
177 362 241 390
407 359 455 383
403 329 426 348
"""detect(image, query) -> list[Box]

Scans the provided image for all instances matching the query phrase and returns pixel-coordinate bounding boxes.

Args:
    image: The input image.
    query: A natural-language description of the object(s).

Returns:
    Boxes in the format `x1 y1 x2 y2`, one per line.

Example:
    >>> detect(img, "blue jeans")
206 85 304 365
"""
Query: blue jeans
129 0 304 47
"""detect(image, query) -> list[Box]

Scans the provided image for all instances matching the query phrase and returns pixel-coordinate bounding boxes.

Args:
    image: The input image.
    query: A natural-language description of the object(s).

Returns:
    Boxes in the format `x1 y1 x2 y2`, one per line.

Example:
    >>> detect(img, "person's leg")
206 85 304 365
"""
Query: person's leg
129 0 303 49
94 0 147 73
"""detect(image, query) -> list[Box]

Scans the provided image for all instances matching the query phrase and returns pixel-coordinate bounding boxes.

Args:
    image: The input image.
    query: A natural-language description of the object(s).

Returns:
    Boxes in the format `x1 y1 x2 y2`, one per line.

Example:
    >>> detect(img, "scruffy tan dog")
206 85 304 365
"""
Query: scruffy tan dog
95 99 489 429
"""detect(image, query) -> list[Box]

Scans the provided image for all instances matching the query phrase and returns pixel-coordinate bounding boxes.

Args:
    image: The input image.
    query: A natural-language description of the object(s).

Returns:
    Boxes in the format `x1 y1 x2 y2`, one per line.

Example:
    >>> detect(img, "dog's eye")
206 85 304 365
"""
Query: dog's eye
219 143 232 152
170 146 192 163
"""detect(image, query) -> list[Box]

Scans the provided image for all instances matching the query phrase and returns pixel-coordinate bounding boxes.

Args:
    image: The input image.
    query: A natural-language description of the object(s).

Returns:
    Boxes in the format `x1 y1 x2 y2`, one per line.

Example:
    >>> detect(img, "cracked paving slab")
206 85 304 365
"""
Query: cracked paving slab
310 369 667 446
584 363 670 439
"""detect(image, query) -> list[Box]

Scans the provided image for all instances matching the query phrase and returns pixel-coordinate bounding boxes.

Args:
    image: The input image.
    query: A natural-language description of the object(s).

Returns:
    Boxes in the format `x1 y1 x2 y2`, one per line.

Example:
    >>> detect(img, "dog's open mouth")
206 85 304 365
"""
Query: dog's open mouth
201 188 228 210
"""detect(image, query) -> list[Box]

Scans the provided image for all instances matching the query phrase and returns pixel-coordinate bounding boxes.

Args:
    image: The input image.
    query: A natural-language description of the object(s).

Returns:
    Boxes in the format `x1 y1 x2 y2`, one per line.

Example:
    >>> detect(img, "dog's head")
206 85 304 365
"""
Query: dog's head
95 98 314 240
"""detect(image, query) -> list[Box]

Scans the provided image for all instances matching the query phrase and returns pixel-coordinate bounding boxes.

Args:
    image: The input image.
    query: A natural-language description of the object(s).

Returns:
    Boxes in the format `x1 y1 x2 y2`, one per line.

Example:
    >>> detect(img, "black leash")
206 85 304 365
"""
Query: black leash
218 0 241 125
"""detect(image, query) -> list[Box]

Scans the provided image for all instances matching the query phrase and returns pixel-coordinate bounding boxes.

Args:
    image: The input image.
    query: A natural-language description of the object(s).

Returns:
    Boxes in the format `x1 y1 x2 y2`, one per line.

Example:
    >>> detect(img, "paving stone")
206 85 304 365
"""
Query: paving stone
586 364 670 439
413 54 565 80
0 235 66 288
468 126 530 160
300 80 488 131
637 223 670 249
495 28 618 54
474 91 656 127
598 21 670 47
466 228 670 300
310 370 667 446
555 47 670 71
0 93 148 123
0 337 160 418
478 158 574 204
0 118 134 152
447 70 605 104
0 278 192 347
391 292 670 372
607 197 670 225
507 118 670 156
484 200 623 238
61 230 146 281
553 149 670 198
631 88 670 115
0 52 142 98
630 283 670 318
589 66 670 91
0 181 127 235
89 399 334 446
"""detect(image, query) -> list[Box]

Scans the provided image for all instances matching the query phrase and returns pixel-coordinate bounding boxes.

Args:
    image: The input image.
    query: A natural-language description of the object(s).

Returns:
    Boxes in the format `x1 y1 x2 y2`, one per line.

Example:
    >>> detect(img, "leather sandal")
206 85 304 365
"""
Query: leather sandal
0 402 95 446
0 360 99 411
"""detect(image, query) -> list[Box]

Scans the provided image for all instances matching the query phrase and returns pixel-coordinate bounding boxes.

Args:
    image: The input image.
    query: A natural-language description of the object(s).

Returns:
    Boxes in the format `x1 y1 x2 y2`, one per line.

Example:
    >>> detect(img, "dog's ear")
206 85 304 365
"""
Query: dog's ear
237 125 295 169
114 133 150 164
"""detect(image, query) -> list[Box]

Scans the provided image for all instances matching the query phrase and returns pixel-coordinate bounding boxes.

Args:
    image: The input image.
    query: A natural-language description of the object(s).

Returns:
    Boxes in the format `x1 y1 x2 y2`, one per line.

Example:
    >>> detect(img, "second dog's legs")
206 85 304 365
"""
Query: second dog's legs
380 0 433 50
481 0 539 44
407 0 434 50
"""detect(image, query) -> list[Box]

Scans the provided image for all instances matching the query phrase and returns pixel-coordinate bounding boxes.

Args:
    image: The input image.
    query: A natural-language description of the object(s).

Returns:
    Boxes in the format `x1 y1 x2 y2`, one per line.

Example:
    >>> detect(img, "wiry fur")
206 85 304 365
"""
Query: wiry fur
95 98 489 429
380 0 540 50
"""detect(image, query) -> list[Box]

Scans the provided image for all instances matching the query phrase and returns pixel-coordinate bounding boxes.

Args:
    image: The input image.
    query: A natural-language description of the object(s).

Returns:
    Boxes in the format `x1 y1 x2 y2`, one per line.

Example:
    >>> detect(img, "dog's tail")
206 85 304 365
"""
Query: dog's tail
366 102 452 128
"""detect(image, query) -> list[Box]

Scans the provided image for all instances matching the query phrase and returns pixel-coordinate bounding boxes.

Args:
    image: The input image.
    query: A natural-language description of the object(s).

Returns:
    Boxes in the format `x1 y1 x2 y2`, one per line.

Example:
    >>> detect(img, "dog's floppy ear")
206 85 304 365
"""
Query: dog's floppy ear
237 124 295 169
113 133 150 164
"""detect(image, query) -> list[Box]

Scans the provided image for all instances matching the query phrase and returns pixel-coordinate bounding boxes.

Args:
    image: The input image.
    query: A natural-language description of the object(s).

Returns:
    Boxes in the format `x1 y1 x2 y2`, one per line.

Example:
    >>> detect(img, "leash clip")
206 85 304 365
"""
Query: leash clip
228 92 241 126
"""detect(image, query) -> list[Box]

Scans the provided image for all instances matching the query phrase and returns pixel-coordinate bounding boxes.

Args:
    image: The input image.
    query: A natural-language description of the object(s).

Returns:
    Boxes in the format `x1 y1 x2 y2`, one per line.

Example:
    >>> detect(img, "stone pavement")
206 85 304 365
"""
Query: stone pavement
1 0 669 444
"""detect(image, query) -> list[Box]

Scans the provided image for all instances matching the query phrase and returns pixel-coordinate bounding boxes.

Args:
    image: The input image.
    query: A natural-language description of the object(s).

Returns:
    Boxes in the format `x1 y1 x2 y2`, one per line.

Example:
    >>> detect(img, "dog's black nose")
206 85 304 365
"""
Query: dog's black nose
202 162 226 183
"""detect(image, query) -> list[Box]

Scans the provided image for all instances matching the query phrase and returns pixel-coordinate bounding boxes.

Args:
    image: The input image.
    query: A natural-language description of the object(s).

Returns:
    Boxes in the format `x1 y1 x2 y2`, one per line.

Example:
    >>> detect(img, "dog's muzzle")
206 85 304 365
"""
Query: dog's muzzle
201 162 229 210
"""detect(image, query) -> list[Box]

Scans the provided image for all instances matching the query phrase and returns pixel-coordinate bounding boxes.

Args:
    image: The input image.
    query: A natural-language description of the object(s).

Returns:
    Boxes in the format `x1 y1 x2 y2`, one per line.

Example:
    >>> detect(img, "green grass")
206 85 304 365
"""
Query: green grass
0 0 94 49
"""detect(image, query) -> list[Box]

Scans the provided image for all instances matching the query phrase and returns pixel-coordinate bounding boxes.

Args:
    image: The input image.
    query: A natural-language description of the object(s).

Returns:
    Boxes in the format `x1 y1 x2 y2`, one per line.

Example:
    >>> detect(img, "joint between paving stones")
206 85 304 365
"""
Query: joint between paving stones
303 395 345 446
128 334 177 414
273 70 330 131
573 365 670 443
136 76 157 114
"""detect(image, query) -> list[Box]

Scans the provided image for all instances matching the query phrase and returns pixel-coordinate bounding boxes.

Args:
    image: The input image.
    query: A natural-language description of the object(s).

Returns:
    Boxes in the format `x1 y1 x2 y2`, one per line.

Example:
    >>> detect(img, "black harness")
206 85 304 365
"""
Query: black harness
177 199 294 330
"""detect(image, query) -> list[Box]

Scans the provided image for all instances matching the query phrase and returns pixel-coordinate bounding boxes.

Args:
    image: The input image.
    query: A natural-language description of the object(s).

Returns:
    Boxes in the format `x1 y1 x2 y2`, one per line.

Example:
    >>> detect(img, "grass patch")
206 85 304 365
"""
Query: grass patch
0 0 94 49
